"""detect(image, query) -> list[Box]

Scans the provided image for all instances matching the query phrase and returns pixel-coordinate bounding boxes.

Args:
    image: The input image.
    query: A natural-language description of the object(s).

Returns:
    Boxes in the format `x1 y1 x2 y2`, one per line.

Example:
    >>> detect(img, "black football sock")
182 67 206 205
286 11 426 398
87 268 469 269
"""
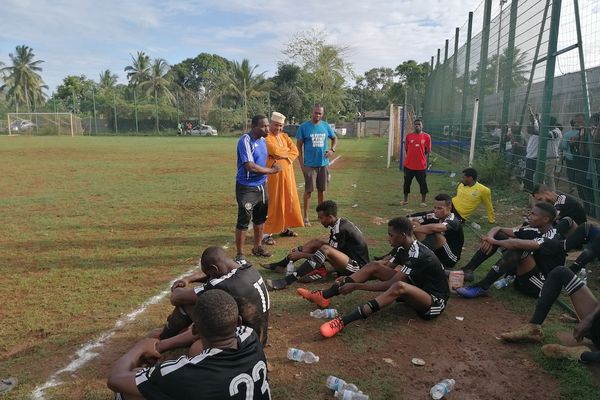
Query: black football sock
270 255 291 268
462 249 494 272
285 250 327 284
530 267 583 324
341 299 380 326
581 351 600 363
569 249 596 273
322 277 354 299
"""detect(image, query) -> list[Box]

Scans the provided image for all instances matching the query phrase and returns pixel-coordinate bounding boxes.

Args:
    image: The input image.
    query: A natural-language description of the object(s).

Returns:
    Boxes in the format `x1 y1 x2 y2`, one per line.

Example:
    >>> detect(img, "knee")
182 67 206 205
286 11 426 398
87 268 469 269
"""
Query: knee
319 244 333 256
389 281 407 297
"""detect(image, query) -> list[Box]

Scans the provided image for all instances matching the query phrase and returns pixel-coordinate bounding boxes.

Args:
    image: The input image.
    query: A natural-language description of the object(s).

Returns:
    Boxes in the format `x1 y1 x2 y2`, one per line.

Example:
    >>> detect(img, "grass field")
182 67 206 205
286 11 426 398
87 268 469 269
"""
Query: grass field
0 135 598 399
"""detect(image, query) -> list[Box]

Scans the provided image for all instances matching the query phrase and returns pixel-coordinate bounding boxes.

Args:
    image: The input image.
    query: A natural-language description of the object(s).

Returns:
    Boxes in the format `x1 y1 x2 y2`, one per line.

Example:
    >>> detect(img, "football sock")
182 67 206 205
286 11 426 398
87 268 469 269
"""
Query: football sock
322 277 354 299
270 255 290 268
581 351 600 363
341 300 380 326
285 250 327 284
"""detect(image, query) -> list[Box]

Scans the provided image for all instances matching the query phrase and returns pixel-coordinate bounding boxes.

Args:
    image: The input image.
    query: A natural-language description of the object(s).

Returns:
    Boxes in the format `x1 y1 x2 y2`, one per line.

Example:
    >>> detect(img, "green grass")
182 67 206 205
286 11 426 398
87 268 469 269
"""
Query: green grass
0 136 597 399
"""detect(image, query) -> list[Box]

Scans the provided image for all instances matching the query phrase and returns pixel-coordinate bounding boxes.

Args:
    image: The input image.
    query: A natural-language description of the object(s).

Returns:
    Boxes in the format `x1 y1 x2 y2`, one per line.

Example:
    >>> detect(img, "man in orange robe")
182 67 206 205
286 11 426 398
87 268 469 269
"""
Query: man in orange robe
263 111 304 244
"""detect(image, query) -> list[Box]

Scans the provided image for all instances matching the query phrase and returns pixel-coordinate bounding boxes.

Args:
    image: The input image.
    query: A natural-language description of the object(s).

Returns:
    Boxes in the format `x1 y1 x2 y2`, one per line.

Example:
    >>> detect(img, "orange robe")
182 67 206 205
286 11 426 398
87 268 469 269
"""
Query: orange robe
264 132 304 234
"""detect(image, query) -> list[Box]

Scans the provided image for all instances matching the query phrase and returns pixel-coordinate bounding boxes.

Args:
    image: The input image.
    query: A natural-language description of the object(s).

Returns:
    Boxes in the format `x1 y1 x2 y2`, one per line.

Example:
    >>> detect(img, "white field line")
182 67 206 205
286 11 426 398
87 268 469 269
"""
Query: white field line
31 268 197 399
329 155 341 166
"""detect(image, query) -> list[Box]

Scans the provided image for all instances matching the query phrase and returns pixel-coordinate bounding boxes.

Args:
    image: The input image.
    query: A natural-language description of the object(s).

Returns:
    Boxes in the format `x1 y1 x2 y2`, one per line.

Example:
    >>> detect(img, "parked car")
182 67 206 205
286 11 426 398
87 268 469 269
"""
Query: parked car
190 124 218 136
283 124 299 137
10 119 36 133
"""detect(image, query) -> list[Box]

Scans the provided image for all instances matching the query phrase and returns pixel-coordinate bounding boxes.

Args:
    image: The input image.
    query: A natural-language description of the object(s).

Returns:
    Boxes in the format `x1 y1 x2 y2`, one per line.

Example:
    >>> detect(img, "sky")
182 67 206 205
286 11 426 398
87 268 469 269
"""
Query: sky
0 0 482 93
1 0 597 94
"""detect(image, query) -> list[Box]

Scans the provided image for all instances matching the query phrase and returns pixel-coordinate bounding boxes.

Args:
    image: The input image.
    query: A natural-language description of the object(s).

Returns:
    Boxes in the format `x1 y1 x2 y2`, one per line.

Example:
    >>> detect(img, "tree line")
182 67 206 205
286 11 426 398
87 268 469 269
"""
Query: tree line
0 29 430 133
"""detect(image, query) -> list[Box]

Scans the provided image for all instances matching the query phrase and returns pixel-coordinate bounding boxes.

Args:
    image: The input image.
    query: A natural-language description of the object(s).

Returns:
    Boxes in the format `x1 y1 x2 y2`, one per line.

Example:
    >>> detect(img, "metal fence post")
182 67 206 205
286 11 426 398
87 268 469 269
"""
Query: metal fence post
475 0 493 149
460 12 473 139
499 0 519 155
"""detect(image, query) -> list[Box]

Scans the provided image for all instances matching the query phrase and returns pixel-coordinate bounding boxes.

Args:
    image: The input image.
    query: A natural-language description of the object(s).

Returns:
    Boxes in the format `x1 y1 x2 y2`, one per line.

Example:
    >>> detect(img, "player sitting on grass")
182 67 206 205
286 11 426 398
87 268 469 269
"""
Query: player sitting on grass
457 202 564 299
108 289 271 399
408 193 464 270
500 266 600 363
155 246 270 354
263 200 370 290
300 217 448 338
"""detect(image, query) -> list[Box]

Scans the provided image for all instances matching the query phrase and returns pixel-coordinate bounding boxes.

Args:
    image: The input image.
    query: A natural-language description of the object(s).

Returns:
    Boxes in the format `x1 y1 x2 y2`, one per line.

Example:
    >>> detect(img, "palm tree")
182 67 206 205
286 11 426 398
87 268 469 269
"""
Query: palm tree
124 51 150 87
140 58 174 131
0 45 47 112
225 59 270 130
98 69 118 92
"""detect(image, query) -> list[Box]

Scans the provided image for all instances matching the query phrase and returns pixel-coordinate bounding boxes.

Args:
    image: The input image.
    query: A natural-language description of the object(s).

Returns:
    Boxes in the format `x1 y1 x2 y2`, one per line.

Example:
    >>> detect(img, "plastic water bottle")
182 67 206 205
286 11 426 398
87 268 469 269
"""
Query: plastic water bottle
470 222 481 230
287 348 319 363
326 376 360 393
578 268 588 284
493 275 515 289
286 260 295 276
430 378 455 399
334 390 369 400
310 309 339 319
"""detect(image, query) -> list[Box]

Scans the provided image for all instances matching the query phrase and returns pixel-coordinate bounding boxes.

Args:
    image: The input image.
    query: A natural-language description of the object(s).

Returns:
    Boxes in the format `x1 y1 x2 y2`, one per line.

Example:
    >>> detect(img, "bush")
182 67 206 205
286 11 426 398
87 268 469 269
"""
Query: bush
473 148 513 189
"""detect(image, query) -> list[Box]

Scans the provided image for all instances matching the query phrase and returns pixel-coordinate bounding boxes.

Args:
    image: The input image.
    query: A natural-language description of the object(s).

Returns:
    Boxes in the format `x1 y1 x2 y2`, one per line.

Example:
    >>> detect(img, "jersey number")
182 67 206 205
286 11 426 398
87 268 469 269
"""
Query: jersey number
253 278 270 313
229 360 271 400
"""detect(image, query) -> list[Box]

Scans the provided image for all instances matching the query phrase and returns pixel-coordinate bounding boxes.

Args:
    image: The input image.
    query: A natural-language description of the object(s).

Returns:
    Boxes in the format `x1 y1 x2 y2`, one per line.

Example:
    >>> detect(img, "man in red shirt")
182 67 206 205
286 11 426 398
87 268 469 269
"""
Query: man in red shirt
402 119 431 206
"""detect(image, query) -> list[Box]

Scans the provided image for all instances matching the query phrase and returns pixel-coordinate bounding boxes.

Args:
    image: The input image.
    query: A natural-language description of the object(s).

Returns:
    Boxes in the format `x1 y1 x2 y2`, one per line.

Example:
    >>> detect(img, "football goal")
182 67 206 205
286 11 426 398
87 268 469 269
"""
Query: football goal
7 113 84 136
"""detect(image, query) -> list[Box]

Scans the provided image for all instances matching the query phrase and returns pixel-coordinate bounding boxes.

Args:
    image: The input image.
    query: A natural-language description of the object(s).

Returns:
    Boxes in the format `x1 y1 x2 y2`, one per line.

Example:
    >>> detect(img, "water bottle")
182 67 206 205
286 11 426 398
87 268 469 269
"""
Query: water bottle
493 275 515 289
578 268 588 284
334 390 369 400
286 260 295 276
470 222 481 230
430 378 455 399
326 376 360 393
310 309 339 319
287 348 319 363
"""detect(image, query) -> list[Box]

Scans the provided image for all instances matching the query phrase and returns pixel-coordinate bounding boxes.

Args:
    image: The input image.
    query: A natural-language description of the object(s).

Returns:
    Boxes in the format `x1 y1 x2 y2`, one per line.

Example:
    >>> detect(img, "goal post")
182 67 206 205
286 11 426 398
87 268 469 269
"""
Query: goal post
387 104 415 168
7 113 84 136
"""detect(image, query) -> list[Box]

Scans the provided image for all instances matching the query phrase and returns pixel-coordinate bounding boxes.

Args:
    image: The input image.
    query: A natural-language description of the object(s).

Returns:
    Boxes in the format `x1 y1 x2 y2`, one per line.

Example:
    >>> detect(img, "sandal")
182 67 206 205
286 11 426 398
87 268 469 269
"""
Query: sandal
0 377 17 394
279 229 298 237
303 218 311 227
262 235 276 245
252 247 272 257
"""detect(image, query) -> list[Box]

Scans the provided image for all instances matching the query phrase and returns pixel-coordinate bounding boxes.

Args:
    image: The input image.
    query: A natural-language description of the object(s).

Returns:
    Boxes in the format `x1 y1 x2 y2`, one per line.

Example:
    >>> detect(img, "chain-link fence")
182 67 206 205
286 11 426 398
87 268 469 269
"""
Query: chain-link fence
422 0 600 217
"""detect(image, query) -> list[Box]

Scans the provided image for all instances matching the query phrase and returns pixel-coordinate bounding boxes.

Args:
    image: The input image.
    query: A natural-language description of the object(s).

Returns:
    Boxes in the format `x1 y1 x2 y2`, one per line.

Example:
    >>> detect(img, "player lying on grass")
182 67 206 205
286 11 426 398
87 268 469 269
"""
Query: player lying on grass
457 203 564 299
297 217 448 338
407 193 464 270
108 289 271 400
155 246 270 354
263 200 370 290
500 266 600 363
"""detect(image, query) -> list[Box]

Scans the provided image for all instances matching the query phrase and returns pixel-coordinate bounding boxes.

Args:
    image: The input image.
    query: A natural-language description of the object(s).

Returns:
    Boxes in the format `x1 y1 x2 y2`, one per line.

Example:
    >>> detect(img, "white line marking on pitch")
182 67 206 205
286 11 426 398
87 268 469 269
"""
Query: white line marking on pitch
31 268 197 399
329 155 341 165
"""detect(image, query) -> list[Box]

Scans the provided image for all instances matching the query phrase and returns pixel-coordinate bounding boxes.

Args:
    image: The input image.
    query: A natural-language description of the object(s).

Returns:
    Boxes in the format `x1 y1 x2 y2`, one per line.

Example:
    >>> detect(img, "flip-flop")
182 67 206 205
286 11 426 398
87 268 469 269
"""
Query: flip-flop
0 377 17 394
279 229 298 237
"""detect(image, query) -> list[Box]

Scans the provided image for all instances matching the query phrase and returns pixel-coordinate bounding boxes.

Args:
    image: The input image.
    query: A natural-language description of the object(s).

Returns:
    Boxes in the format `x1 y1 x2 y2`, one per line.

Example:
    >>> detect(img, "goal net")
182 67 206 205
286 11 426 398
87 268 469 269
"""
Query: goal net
7 113 84 136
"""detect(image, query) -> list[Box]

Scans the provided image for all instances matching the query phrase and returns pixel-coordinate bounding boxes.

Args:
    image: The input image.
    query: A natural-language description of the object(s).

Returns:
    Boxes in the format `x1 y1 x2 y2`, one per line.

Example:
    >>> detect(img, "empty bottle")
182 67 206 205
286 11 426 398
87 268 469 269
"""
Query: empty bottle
470 222 481 230
578 268 588 284
326 375 360 393
334 389 369 400
286 260 295 276
430 378 455 399
287 348 319 363
310 309 339 319
493 275 515 289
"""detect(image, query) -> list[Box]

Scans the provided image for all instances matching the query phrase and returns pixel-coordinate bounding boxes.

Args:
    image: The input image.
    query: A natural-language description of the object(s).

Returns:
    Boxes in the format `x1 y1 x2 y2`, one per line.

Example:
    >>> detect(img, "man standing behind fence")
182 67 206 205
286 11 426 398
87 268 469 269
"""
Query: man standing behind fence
402 119 431 207
296 104 337 226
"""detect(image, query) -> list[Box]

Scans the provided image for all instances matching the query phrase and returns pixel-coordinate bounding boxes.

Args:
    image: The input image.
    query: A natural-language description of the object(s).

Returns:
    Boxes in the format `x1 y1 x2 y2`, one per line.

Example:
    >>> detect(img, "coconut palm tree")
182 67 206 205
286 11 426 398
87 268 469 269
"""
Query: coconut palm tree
140 58 174 131
124 51 150 87
0 45 47 112
98 69 118 92
225 59 270 130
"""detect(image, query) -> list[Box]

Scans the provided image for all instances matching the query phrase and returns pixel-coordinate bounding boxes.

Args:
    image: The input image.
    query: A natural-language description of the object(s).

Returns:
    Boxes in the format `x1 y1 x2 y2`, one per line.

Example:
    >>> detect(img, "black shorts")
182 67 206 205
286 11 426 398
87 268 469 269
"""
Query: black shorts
236 182 268 230
419 294 447 320
514 265 546 298
591 312 600 348
336 259 362 276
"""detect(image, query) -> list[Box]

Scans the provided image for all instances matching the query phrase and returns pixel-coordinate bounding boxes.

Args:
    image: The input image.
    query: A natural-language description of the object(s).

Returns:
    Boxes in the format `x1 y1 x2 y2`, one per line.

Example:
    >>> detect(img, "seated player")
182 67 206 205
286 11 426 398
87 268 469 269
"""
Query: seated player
307 217 449 338
452 167 495 224
156 246 270 353
565 222 600 273
264 200 370 290
108 289 271 399
500 266 600 363
532 184 587 228
408 193 464 270
456 203 563 299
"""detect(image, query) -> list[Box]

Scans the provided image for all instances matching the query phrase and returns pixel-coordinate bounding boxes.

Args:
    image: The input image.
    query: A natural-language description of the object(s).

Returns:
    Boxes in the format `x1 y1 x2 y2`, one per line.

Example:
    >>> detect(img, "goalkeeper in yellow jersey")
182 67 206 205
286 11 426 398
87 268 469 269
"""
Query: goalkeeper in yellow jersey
452 168 495 224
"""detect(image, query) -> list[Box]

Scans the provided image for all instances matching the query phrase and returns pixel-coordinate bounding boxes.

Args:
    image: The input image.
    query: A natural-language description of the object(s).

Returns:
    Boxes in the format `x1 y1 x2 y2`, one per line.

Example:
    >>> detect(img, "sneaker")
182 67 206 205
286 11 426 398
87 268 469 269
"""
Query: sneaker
320 317 345 338
303 218 311 227
463 269 475 282
234 254 247 264
455 286 488 298
0 377 17 394
251 247 272 257
265 278 288 290
400 200 409 206
297 288 331 309
420 202 428 207
298 266 328 283
541 344 589 361
500 324 544 343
